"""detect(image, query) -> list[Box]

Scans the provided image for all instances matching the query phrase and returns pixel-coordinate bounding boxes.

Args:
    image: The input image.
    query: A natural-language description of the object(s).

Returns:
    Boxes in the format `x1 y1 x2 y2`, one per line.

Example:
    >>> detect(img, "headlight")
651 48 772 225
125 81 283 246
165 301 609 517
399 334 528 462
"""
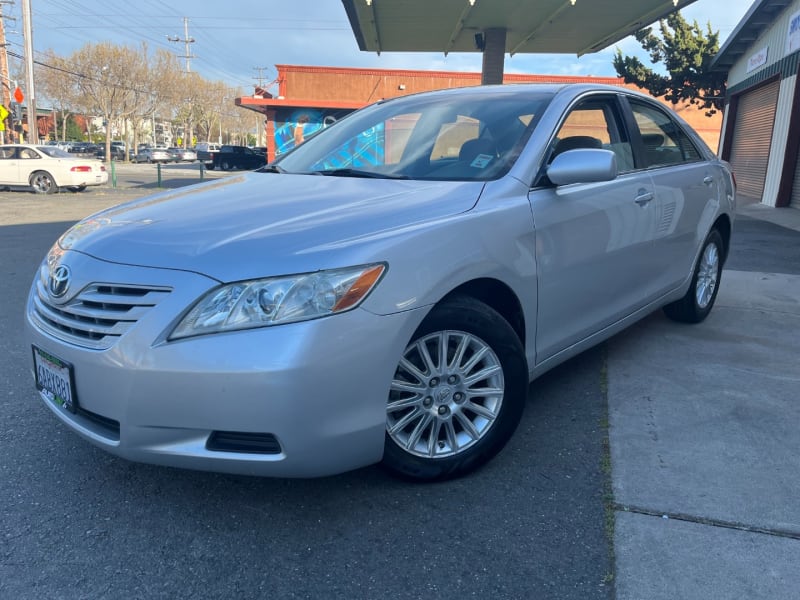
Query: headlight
169 263 385 340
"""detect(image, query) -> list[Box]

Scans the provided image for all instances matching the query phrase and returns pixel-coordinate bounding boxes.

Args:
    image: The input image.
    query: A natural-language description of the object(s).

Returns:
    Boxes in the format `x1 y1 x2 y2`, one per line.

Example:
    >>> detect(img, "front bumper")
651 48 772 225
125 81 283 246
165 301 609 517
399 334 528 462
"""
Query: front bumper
26 252 425 477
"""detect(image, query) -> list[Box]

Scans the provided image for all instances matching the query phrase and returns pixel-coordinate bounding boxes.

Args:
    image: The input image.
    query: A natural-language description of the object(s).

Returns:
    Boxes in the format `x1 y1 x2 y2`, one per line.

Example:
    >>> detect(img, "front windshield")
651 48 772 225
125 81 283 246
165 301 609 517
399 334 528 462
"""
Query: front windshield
275 89 553 181
37 146 71 158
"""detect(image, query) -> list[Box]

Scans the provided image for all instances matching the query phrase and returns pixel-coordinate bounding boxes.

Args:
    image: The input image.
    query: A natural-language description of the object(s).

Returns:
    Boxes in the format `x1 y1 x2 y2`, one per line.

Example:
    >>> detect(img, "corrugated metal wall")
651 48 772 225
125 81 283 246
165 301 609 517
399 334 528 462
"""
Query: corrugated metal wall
728 80 780 201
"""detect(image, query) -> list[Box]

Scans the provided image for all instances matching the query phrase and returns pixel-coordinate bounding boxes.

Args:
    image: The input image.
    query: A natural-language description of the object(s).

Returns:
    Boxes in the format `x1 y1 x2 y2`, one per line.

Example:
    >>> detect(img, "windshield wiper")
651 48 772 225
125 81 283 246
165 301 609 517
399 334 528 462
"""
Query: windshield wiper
310 168 409 180
259 164 287 173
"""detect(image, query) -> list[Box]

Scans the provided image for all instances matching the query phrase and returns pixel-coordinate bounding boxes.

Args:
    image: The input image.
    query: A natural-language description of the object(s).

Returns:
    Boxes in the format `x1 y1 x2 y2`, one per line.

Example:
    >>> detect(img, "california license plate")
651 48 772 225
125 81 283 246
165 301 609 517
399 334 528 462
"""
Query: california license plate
33 346 77 413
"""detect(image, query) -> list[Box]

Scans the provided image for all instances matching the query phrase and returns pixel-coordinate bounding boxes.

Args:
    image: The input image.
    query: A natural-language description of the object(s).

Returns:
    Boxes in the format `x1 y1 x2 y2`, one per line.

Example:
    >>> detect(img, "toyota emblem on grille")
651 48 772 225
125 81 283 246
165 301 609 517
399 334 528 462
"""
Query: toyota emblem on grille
48 265 71 298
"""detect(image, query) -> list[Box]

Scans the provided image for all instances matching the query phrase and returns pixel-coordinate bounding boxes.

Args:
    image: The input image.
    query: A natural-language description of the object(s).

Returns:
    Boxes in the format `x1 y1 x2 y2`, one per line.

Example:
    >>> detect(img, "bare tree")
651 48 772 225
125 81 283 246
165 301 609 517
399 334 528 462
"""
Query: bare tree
35 50 78 141
70 42 143 161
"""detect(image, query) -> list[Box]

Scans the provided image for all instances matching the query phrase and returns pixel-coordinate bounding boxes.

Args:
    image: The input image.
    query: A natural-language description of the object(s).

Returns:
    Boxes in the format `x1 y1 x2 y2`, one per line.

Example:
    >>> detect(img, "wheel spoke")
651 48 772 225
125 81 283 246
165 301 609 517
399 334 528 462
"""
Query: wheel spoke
416 337 438 376
407 412 434 451
448 334 469 371
388 407 424 436
464 364 502 387
464 400 497 421
398 357 426 384
466 386 504 397
390 379 425 395
443 420 458 453
454 411 480 441
438 331 448 373
460 345 488 375
387 394 422 411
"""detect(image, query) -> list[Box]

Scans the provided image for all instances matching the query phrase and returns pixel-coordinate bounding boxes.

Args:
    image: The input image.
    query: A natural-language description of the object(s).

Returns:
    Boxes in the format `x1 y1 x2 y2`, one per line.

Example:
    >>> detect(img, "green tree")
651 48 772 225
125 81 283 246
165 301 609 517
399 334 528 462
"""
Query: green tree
613 12 726 115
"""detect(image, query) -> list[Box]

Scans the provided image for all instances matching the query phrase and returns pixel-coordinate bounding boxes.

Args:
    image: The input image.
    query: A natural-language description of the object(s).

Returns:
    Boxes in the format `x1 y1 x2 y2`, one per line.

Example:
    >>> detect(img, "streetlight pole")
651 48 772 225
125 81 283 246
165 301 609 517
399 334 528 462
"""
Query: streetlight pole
21 0 36 142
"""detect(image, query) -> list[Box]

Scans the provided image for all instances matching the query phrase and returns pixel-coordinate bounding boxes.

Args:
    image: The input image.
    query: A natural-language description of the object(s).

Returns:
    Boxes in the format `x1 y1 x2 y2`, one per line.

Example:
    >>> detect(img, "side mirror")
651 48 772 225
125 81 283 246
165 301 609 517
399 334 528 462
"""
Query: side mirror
546 148 618 186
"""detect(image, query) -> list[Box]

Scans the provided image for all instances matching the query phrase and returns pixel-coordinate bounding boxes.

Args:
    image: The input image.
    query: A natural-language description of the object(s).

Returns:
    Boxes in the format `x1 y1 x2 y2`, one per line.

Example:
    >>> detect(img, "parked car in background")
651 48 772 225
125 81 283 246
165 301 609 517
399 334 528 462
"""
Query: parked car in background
68 142 97 155
195 142 220 168
132 146 173 164
0 144 107 193
168 147 197 162
25 84 735 481
95 144 127 161
213 144 267 171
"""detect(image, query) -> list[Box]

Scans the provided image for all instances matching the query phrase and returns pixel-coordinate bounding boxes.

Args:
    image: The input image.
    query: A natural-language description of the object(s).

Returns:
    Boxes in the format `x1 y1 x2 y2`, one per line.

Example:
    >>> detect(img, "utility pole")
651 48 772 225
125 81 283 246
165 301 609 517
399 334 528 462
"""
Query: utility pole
167 17 195 74
0 2 12 143
167 18 196 148
21 0 36 142
253 66 268 89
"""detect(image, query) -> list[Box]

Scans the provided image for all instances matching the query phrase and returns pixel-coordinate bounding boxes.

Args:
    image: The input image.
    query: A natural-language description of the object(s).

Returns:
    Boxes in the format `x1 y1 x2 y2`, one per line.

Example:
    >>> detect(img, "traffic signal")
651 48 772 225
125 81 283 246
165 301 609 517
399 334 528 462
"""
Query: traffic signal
10 103 21 122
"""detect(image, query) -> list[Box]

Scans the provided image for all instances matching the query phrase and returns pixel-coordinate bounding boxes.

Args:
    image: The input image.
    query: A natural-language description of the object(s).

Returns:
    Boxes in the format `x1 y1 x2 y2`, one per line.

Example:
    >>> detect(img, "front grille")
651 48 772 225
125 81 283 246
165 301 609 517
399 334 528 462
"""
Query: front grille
206 431 282 455
31 279 171 350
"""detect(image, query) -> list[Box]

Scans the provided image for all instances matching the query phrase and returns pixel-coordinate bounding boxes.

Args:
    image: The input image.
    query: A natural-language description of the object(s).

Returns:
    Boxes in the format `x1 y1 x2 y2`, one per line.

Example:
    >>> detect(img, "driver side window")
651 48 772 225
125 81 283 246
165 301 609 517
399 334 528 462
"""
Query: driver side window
550 97 633 172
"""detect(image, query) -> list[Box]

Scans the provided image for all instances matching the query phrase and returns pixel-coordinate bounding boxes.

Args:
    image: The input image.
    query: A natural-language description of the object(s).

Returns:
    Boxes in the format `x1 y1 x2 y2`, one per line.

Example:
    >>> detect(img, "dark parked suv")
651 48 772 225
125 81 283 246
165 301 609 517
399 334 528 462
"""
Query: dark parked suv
213 145 267 171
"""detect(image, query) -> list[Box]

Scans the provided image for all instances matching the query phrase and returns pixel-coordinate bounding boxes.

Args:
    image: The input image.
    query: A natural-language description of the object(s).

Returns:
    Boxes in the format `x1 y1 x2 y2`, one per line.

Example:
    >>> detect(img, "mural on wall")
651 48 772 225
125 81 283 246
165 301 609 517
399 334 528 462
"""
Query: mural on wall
274 109 353 156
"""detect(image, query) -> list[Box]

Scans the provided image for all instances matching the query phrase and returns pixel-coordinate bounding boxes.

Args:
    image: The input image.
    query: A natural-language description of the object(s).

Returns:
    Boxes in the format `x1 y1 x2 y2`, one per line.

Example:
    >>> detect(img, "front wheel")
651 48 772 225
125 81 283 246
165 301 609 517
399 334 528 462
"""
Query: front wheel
382 296 527 481
30 171 57 194
663 228 724 323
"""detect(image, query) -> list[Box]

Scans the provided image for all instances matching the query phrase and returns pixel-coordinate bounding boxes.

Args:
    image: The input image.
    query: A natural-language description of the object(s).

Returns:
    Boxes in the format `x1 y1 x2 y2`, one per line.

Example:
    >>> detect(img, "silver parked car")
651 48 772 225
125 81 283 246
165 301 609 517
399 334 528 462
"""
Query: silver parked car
132 146 173 164
26 84 735 481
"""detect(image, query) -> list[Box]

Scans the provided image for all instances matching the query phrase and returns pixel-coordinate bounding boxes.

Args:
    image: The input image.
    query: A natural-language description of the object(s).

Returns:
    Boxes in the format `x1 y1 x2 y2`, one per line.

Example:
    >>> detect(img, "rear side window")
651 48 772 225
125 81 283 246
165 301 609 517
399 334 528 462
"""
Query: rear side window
629 100 702 167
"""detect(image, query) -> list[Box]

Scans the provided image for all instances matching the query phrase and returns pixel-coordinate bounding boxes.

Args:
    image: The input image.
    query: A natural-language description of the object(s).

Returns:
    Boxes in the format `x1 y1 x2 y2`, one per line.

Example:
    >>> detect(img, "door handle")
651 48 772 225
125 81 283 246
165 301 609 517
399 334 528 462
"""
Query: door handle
634 190 654 206
703 176 714 185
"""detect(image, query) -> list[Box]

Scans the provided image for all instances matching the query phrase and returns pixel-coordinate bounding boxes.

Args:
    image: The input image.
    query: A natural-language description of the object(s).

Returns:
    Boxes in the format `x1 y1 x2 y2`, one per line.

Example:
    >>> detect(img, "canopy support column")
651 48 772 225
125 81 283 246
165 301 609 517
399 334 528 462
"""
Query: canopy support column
481 28 507 85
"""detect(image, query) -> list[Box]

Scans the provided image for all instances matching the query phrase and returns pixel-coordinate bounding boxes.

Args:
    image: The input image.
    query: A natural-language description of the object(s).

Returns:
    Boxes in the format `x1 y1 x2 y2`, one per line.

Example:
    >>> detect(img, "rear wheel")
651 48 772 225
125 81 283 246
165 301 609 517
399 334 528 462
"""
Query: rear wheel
382 296 527 481
30 171 57 194
663 229 724 323
221 160 232 171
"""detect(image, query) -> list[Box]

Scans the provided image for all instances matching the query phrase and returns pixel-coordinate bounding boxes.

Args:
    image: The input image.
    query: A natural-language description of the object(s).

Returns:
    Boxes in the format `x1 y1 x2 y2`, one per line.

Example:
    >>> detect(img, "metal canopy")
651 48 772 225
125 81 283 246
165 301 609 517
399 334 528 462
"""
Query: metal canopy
342 0 698 57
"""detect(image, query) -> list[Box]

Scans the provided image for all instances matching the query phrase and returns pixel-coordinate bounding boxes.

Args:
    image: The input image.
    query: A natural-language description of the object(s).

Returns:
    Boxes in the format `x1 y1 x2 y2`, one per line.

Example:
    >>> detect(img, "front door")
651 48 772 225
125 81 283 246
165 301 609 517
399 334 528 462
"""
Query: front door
530 94 659 362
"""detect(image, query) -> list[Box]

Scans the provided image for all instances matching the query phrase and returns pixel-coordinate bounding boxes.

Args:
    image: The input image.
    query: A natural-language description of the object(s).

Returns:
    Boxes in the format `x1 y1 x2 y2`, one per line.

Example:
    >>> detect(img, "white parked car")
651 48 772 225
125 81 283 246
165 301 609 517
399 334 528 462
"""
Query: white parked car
0 144 108 194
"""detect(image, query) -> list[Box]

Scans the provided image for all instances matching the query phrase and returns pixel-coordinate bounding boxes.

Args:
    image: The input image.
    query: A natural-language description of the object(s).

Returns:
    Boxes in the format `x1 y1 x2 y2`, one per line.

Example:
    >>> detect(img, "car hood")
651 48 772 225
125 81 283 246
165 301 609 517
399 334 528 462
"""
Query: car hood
59 172 484 281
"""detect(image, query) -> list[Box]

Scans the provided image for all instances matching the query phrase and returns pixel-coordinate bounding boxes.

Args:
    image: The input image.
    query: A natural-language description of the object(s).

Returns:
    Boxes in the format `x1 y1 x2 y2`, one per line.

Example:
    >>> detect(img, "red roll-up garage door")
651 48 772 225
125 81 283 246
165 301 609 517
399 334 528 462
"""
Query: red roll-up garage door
728 80 780 202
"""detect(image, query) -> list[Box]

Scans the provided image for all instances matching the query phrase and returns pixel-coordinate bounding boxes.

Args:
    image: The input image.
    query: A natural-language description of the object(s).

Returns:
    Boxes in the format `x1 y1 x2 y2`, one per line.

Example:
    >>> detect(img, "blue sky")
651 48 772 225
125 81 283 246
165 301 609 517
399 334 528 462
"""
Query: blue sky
13 0 755 93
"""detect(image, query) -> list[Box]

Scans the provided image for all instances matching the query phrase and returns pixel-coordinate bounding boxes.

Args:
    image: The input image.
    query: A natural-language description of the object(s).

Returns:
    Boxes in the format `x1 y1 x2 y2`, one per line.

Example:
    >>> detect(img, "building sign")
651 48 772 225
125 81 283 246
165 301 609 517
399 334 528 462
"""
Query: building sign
788 10 800 55
746 46 769 73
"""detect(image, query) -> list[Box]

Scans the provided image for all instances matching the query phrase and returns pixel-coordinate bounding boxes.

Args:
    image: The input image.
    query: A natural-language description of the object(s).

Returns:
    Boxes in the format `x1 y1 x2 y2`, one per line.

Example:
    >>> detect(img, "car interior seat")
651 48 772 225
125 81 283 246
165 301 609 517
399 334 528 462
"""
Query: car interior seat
551 135 603 159
459 138 498 163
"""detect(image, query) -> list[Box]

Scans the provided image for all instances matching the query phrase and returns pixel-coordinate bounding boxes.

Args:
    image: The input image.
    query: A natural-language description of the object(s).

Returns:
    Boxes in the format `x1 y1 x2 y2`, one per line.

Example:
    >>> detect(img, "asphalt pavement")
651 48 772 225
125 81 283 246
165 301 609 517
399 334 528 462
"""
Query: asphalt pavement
609 202 800 599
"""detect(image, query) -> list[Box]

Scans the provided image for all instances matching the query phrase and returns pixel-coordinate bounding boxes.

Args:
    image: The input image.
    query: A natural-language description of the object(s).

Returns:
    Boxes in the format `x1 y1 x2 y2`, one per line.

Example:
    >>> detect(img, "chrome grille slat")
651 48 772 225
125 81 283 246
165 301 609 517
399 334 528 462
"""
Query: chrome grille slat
32 279 171 349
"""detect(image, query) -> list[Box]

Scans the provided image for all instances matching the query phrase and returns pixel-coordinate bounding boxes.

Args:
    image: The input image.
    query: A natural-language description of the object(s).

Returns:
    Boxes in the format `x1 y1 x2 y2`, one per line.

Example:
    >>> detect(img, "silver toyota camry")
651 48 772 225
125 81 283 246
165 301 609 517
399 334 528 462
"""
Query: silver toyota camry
26 84 735 481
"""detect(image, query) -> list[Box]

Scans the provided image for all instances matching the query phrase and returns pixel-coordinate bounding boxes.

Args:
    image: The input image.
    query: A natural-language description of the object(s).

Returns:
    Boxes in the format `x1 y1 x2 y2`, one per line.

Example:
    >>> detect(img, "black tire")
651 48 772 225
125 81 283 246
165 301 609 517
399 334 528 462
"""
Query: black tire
382 296 528 481
30 171 57 194
206 163 215 171
221 160 231 171
66 185 87 193
663 229 724 324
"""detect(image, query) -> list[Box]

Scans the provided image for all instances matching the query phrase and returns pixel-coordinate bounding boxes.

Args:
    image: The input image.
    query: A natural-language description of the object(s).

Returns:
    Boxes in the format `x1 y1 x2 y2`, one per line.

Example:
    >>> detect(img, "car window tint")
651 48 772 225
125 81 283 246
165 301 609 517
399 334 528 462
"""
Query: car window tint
629 100 702 167
550 97 634 172
0 147 15 159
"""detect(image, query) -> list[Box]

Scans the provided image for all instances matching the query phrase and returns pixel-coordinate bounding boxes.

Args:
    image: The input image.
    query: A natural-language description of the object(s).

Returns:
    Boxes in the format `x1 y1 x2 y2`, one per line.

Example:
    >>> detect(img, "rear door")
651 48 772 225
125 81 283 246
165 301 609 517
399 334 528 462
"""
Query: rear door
530 94 660 361
625 98 719 296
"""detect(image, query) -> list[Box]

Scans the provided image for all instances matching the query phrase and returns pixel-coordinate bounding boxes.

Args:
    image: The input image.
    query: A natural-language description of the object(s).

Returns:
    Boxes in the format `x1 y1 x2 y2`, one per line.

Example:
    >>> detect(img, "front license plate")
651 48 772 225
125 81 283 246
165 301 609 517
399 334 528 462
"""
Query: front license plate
33 346 77 413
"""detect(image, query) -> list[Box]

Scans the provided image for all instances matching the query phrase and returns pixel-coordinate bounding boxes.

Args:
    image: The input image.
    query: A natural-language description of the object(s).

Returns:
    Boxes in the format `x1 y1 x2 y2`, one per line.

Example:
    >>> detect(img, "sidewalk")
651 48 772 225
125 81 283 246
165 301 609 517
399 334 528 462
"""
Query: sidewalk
608 205 800 599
